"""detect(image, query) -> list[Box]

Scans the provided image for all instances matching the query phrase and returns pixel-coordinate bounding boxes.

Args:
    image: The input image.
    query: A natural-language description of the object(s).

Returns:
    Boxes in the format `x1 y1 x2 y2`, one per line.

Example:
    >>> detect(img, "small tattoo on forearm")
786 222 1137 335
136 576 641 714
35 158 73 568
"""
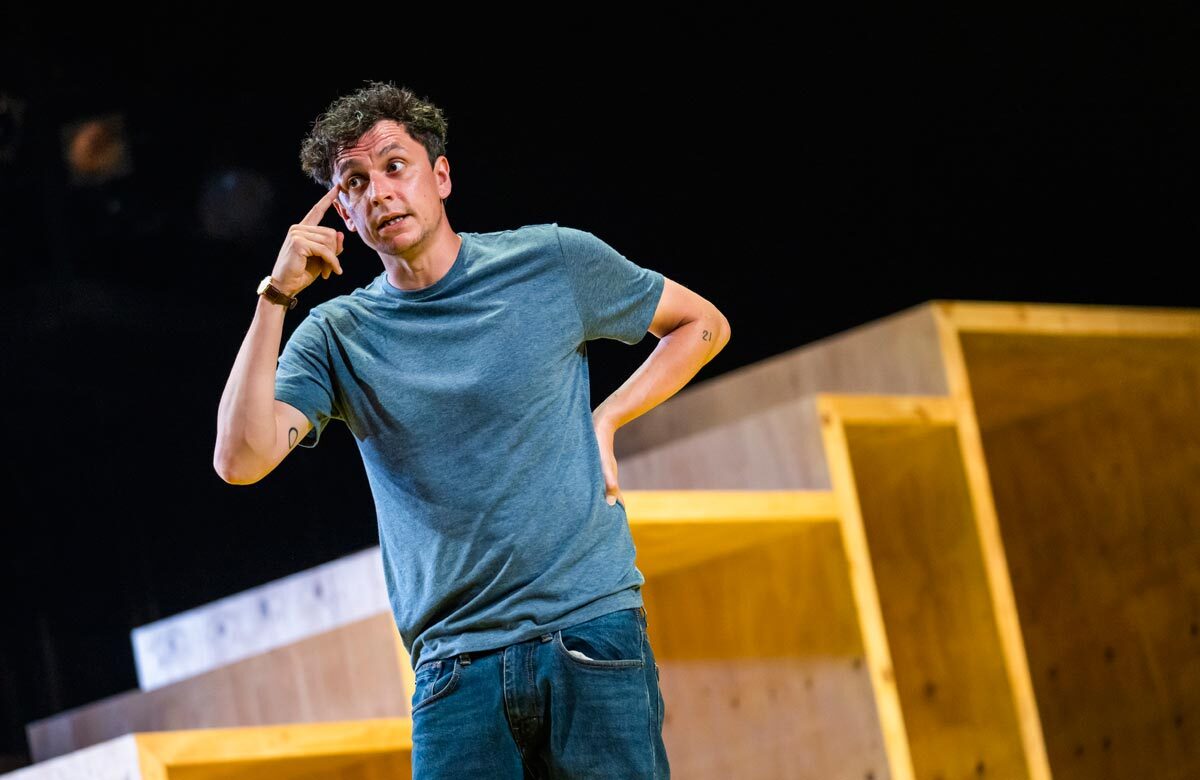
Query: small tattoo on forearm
702 329 712 341
289 427 299 448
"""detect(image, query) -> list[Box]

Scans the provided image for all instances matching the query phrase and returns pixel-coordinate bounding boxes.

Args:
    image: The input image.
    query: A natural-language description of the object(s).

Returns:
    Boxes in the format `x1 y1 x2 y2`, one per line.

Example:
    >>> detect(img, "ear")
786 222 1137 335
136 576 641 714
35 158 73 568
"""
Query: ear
331 196 357 233
434 155 452 200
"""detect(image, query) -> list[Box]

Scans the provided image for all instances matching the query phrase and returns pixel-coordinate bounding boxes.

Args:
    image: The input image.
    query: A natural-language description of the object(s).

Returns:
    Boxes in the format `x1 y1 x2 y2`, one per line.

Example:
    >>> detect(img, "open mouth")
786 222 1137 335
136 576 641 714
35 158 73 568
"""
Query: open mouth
379 215 407 233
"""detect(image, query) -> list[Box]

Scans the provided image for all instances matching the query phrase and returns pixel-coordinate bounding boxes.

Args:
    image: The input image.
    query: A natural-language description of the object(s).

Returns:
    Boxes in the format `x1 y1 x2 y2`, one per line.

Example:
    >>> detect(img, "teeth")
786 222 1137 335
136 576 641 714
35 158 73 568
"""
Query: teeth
381 216 404 228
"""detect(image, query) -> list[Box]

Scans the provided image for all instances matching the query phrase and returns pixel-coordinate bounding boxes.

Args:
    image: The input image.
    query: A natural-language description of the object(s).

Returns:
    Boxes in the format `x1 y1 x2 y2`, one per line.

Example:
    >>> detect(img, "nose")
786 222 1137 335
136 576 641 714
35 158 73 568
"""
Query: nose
365 169 395 207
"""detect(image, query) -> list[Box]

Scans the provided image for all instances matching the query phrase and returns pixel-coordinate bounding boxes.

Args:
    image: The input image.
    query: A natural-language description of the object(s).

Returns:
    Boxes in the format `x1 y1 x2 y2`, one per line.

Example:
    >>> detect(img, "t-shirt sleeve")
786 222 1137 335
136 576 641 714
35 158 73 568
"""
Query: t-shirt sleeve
274 309 339 448
555 225 666 345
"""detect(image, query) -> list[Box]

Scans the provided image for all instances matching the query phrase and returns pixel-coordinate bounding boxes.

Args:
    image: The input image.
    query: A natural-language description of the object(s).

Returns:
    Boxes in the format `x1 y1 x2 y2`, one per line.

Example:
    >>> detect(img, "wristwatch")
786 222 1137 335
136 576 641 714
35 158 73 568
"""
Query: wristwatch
257 275 298 309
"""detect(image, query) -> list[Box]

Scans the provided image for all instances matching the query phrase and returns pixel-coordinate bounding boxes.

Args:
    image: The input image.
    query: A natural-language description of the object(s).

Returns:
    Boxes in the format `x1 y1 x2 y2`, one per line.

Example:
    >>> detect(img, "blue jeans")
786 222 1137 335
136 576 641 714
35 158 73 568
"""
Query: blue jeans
410 606 669 778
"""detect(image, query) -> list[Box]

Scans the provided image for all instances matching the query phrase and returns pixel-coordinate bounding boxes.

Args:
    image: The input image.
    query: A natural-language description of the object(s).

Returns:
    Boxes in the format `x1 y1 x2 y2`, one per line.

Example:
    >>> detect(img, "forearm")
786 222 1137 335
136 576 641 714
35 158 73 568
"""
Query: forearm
593 313 731 434
214 295 288 480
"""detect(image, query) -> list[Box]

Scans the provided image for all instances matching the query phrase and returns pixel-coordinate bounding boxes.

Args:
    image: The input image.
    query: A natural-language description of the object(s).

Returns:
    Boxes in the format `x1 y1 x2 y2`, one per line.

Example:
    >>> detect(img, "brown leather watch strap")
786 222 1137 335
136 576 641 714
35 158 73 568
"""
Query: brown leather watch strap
260 280 298 309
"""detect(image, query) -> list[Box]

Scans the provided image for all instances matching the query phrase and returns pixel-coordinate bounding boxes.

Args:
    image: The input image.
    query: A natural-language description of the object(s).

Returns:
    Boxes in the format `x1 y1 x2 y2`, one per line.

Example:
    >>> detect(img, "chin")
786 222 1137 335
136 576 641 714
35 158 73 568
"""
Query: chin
377 238 416 256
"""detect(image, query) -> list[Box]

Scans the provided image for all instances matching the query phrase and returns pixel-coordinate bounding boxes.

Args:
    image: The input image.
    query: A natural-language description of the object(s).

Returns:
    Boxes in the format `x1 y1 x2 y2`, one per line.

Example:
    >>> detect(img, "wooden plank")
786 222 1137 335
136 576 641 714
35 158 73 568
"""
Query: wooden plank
819 397 916 780
135 719 411 780
27 614 409 762
936 299 1200 338
934 317 1055 780
626 490 838 579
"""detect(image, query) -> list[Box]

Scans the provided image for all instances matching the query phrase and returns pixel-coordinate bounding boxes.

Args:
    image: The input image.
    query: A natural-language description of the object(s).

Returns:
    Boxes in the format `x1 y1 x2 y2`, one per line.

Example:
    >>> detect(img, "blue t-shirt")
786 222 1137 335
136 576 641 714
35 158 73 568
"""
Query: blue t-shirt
273 223 665 669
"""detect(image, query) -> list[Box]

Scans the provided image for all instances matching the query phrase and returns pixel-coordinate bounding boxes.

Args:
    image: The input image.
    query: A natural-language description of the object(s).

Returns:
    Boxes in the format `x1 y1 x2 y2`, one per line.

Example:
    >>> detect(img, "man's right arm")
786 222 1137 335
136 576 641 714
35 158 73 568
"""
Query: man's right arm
213 181 344 485
213 295 313 484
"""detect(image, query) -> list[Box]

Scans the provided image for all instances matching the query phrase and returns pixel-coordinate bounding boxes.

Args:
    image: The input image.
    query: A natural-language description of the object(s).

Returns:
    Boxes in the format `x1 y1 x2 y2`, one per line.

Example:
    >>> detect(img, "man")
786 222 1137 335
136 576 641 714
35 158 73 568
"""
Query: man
214 81 730 779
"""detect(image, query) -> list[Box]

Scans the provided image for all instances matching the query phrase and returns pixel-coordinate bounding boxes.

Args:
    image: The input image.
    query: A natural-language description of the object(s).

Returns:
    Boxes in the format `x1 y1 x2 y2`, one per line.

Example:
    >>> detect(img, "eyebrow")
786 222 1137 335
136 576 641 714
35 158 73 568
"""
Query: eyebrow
335 143 407 178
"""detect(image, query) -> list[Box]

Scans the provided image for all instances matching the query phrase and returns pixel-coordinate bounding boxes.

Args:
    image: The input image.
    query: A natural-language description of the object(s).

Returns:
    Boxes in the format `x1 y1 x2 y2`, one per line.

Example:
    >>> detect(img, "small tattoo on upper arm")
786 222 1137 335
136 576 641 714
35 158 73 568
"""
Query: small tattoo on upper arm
702 329 712 341
289 427 299 448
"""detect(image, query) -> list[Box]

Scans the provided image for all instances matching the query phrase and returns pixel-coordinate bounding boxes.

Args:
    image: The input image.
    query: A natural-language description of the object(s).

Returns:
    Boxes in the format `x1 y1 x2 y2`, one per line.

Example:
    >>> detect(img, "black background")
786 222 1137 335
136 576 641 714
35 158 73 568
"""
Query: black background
1 9 1197 768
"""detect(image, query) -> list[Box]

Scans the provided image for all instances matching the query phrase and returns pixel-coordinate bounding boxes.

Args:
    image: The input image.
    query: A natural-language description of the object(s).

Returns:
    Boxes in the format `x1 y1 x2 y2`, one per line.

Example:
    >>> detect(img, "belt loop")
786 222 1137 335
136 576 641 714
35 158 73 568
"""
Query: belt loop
459 652 472 666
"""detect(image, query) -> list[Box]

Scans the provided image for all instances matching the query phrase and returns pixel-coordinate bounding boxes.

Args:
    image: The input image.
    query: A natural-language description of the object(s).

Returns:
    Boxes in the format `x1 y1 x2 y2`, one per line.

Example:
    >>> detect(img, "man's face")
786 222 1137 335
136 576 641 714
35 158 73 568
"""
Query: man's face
330 119 452 258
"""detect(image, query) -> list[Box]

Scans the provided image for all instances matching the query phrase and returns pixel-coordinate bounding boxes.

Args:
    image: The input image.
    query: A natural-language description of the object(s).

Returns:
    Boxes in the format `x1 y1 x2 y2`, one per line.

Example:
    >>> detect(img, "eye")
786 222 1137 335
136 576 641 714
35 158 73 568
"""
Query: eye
345 160 404 189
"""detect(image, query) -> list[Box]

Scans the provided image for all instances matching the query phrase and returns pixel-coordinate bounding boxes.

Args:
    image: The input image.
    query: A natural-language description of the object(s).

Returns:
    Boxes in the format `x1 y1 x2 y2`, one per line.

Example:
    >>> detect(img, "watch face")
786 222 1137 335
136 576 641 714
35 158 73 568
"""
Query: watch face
257 277 273 295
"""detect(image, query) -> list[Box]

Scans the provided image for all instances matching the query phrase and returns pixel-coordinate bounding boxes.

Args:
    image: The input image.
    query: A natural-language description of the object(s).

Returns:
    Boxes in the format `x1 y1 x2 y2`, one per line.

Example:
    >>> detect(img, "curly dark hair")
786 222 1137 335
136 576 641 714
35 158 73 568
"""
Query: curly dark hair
299 81 448 188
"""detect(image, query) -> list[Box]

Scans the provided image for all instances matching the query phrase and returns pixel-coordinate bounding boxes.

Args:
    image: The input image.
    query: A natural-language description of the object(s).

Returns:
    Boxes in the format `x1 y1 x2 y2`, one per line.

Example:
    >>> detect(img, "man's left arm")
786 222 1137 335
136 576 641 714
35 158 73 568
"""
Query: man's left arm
592 276 732 507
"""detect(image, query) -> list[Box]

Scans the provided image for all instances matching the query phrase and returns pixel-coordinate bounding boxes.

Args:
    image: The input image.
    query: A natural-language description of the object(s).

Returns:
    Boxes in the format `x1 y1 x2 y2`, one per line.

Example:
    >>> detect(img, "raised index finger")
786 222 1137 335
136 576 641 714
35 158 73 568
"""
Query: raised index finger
300 181 341 227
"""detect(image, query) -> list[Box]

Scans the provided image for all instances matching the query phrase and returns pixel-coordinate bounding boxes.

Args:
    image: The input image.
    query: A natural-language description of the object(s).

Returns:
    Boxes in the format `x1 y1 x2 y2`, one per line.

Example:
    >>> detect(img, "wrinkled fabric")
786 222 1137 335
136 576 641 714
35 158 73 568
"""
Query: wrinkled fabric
274 223 665 670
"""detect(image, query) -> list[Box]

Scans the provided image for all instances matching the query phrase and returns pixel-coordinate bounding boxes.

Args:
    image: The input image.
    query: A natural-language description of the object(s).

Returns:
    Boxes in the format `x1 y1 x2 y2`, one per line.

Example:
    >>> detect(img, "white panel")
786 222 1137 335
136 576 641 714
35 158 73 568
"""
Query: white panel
0 734 139 780
131 546 391 690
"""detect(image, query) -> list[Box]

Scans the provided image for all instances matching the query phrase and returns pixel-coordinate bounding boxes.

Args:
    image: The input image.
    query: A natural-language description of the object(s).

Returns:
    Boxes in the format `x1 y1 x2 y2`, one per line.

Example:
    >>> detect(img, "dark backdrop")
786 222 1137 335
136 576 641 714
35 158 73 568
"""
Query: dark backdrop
1 9 1197 768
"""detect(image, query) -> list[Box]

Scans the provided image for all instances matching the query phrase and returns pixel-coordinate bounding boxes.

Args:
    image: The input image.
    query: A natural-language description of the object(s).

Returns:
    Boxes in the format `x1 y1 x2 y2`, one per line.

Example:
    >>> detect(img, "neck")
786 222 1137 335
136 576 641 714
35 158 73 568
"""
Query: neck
381 219 460 291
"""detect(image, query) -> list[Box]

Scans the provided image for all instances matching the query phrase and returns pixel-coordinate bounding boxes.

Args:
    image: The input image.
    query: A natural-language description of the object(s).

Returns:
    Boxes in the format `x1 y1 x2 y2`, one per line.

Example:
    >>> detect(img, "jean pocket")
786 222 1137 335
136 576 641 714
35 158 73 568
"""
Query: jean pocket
411 658 460 715
554 608 645 670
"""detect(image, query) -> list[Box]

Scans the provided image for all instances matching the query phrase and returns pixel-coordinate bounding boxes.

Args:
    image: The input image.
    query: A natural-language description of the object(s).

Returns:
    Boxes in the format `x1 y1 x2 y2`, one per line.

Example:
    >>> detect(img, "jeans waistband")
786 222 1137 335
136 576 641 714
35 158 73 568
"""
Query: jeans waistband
435 607 645 669
455 631 560 666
